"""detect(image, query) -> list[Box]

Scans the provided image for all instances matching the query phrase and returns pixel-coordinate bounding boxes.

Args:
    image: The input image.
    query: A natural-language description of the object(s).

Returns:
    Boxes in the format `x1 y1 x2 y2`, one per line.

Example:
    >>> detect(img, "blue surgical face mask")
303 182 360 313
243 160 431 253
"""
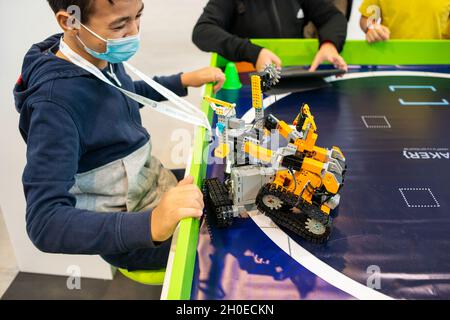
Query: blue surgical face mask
76 23 140 64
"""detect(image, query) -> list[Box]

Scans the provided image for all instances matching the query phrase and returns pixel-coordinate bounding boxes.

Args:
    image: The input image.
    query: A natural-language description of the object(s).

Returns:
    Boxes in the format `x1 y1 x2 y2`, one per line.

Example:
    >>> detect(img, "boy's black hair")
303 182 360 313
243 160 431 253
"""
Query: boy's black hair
47 0 114 23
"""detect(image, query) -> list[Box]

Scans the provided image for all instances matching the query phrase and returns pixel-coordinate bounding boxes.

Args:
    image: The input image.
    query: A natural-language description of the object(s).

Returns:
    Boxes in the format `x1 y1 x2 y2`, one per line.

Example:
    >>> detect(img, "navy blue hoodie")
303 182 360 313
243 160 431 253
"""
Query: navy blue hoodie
13 34 187 263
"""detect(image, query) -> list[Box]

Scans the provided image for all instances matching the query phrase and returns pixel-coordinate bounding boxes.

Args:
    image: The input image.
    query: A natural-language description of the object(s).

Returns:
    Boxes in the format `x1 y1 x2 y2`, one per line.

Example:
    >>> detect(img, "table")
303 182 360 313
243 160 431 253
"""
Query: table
162 40 450 300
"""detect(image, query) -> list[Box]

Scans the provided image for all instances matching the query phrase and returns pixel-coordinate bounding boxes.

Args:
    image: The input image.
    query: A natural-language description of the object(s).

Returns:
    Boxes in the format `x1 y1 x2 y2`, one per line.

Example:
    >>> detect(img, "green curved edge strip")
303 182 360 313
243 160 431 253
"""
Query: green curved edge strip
166 53 217 300
165 39 450 300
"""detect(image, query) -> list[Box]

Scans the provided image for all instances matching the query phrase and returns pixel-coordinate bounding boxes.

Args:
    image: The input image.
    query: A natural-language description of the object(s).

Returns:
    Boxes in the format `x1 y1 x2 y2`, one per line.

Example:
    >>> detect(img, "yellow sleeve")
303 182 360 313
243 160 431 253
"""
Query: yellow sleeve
446 16 450 39
359 0 380 18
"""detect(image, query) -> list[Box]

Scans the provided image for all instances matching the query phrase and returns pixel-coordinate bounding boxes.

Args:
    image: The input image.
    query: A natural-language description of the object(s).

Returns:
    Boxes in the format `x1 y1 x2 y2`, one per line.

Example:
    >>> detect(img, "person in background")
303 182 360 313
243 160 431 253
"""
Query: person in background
359 0 450 43
192 0 349 72
304 0 352 39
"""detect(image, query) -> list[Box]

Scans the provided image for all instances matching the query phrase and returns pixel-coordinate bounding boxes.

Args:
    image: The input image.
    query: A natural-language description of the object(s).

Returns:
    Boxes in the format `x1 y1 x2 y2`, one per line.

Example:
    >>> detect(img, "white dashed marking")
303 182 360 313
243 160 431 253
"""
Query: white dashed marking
398 188 440 208
361 115 391 129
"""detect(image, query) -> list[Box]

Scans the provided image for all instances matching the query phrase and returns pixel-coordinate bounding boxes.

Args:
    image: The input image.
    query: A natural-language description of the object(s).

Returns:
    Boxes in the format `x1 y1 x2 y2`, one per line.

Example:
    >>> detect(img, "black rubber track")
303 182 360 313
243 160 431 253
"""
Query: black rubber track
256 183 332 244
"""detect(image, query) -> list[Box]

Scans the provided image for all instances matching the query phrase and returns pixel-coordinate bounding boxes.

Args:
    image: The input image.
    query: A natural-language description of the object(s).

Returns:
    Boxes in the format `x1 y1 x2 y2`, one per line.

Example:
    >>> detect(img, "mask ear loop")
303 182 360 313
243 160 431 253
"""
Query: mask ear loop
78 21 108 42
75 21 109 55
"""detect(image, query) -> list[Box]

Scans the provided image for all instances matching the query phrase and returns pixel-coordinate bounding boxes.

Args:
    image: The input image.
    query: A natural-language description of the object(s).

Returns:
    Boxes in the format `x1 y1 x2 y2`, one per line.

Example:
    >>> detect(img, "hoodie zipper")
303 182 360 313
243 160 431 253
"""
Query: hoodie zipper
270 0 283 37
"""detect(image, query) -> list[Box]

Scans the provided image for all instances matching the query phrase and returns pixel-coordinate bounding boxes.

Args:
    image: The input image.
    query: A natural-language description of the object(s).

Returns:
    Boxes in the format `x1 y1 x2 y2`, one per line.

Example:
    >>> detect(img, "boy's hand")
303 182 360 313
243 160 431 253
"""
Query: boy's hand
309 42 348 72
150 176 204 242
256 48 282 72
366 24 390 43
181 67 225 93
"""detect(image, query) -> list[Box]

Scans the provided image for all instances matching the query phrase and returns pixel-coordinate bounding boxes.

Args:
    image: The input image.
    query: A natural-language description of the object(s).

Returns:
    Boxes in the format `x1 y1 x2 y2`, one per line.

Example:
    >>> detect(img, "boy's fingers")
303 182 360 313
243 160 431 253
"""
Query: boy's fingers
179 183 201 191
213 73 226 93
177 183 202 193
178 175 194 186
189 197 205 210
178 189 205 209
177 208 203 220
172 196 204 213
177 186 204 204
179 198 203 211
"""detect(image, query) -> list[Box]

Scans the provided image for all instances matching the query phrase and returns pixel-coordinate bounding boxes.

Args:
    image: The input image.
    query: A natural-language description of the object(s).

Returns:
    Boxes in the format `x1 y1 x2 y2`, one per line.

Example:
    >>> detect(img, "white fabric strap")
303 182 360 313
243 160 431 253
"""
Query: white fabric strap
124 62 208 120
59 38 211 132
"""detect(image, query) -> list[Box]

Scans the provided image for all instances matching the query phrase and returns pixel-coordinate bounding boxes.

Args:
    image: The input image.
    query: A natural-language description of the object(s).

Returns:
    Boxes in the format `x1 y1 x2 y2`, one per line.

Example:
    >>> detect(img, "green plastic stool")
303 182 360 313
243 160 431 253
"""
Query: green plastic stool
118 268 166 286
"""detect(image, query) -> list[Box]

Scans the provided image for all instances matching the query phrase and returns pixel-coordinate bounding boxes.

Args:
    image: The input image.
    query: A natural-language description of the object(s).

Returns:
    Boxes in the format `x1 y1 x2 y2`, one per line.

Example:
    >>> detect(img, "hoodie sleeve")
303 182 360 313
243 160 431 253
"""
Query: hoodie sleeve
22 101 159 255
303 0 348 52
192 0 263 64
133 73 187 105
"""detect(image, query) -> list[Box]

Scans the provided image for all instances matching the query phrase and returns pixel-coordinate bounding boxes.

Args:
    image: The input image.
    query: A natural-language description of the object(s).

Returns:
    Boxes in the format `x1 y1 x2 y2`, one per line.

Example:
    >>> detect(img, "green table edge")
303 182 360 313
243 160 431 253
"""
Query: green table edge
217 39 450 67
165 39 450 300
165 53 217 300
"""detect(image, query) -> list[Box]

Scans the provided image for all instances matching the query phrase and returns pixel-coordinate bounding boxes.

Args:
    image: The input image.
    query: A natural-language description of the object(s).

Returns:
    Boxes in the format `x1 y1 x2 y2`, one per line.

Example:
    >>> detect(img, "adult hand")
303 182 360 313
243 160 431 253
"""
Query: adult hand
309 42 348 72
366 24 391 43
150 176 204 242
255 48 282 72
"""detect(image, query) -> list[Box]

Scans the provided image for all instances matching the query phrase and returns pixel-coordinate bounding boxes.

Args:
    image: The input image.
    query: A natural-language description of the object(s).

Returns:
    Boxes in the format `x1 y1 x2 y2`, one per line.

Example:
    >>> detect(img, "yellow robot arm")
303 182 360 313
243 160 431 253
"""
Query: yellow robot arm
204 96 236 109
243 140 273 163
293 104 317 132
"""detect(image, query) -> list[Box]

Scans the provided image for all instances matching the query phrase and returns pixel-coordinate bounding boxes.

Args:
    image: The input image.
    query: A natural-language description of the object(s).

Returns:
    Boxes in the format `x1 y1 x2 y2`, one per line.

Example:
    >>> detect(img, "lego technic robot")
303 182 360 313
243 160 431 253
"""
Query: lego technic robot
203 65 346 244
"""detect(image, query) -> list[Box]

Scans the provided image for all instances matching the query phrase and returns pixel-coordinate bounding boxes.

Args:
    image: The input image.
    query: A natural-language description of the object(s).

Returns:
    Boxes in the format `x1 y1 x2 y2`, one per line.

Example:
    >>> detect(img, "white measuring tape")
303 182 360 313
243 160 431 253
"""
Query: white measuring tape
59 38 212 133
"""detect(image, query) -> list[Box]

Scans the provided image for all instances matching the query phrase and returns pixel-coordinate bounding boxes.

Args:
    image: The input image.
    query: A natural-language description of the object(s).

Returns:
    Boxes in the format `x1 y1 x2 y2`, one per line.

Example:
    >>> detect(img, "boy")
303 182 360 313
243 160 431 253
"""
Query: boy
359 0 450 43
14 0 224 271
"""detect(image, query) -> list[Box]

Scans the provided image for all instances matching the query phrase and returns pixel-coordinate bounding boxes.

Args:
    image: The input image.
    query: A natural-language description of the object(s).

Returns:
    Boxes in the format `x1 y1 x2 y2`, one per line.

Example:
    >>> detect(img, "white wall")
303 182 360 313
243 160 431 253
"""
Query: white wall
348 0 366 40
